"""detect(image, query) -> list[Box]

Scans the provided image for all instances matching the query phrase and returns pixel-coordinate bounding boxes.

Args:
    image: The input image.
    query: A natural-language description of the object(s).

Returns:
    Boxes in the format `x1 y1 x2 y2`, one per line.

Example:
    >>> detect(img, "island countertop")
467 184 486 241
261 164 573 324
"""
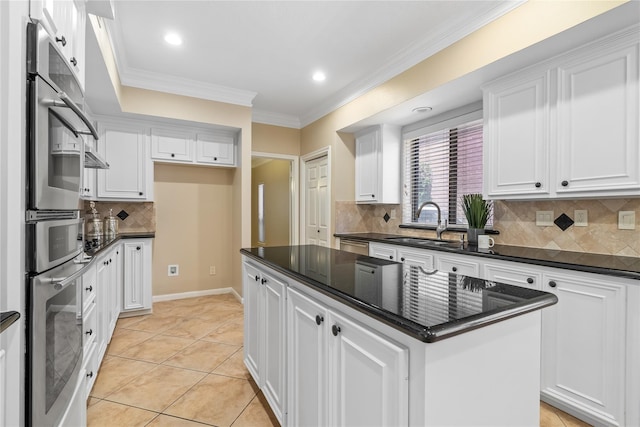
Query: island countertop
241 245 557 342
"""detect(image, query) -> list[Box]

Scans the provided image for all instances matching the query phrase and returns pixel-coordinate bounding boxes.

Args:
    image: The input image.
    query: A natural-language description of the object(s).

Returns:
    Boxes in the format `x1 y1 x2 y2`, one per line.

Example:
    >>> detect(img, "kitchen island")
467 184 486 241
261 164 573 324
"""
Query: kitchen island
241 245 557 426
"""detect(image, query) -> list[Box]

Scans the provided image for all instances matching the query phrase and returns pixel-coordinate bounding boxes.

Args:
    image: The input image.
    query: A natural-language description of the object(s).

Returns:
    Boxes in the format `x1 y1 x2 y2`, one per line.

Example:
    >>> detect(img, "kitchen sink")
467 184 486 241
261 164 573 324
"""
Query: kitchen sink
385 237 462 248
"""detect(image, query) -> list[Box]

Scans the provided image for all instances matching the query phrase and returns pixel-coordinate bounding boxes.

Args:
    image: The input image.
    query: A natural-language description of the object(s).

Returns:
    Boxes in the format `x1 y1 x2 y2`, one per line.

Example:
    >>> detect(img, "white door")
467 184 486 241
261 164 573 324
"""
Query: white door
287 287 328 427
327 311 409 427
305 156 329 246
541 272 626 426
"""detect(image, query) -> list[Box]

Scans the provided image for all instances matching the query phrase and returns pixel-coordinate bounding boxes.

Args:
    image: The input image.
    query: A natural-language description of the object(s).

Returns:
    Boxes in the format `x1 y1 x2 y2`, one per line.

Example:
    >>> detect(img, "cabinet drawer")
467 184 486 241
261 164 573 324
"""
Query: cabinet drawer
82 267 97 311
83 342 98 399
438 256 480 277
484 262 541 289
369 243 397 261
83 302 97 355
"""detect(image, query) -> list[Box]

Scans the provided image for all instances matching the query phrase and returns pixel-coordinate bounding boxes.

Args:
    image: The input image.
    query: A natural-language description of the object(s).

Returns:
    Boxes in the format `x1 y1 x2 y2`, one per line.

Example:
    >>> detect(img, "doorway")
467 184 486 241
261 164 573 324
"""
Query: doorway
301 147 331 247
251 152 299 247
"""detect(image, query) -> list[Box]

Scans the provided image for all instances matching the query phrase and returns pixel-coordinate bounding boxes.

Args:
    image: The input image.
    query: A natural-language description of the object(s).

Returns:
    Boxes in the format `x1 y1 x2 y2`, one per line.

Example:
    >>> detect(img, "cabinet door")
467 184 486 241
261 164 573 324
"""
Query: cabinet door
151 129 193 162
327 311 408 427
262 272 287 423
541 272 626 426
97 124 149 200
57 368 87 427
483 71 550 198
122 240 152 312
243 262 262 384
397 247 434 270
556 39 640 195
195 133 235 166
108 245 122 335
355 128 380 202
368 242 397 261
95 254 110 359
438 254 480 277
287 287 328 427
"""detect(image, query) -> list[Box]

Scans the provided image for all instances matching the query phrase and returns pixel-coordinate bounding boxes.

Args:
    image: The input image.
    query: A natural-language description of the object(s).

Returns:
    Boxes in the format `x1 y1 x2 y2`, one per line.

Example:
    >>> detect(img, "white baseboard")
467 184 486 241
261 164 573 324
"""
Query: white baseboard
153 287 243 304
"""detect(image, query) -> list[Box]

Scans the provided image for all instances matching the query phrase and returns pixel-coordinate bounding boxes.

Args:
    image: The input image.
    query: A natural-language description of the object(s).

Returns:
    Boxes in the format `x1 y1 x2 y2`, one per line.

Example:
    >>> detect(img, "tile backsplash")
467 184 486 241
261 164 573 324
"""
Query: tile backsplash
84 201 156 233
335 199 640 256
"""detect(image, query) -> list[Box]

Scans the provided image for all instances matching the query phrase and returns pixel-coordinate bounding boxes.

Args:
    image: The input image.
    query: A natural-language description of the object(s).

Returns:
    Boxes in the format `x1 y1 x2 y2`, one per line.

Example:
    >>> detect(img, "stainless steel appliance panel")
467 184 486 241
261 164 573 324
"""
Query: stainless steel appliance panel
26 217 83 274
29 259 88 426
340 238 370 255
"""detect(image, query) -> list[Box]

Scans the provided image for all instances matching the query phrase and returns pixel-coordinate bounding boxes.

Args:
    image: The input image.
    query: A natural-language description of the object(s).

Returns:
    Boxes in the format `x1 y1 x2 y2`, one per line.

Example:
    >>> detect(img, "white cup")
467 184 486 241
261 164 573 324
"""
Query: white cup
478 235 495 249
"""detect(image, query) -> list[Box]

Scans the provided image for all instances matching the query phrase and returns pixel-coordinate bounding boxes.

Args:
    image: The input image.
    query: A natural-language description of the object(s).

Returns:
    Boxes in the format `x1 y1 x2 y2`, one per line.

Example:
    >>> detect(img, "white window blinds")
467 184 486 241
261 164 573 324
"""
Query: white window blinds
402 115 489 227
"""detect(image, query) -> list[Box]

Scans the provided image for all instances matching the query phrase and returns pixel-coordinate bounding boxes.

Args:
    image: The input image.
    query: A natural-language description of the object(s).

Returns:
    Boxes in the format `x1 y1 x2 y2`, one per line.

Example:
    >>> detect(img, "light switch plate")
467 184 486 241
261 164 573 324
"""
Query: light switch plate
574 210 588 227
618 211 636 230
536 211 554 227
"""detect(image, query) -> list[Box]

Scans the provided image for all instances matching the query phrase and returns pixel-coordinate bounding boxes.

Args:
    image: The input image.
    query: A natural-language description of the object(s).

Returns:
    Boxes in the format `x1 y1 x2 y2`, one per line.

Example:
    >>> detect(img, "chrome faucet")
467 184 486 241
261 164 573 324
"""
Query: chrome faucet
414 201 448 240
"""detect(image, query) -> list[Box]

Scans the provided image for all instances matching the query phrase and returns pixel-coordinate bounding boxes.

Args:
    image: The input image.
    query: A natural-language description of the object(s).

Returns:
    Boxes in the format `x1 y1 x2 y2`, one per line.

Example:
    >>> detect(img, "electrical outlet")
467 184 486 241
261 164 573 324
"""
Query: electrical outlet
209 266 216 275
168 265 179 276
574 210 588 227
618 211 636 230
535 211 554 227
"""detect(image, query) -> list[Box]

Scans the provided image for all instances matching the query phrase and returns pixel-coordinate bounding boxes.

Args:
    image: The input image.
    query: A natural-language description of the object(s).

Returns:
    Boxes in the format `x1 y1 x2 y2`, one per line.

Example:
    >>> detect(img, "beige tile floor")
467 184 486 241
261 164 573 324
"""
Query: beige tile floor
87 294 591 427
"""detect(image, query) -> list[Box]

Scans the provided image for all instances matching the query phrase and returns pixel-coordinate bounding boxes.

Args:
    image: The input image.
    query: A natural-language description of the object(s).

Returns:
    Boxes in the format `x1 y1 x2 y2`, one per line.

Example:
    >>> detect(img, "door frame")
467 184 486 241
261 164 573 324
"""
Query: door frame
251 151 300 246
300 146 332 246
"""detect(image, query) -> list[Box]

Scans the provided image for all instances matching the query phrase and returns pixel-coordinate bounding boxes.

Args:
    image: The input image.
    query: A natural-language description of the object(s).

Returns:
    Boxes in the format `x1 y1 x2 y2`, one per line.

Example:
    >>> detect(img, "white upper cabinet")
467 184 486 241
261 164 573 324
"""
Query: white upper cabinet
555 34 640 196
97 121 153 200
151 128 193 163
483 25 640 200
195 133 236 166
355 124 401 204
483 70 551 198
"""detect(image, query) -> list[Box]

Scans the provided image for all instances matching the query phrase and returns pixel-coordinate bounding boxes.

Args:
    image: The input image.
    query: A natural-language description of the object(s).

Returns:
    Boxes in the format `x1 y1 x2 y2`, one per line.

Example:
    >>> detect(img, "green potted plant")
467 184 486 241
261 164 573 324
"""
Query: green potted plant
461 193 491 245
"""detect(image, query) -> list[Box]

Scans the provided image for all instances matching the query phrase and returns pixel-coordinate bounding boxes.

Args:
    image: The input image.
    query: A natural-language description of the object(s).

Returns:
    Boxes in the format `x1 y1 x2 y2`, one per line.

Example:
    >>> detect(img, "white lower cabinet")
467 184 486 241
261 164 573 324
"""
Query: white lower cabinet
287 286 409 427
121 239 153 313
540 270 627 427
56 368 87 427
243 261 286 423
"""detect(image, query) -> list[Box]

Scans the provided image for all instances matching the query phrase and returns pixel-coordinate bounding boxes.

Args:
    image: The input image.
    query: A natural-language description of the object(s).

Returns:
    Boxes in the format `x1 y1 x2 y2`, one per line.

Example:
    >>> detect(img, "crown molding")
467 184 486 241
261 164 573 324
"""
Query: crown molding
252 109 301 129
298 0 526 128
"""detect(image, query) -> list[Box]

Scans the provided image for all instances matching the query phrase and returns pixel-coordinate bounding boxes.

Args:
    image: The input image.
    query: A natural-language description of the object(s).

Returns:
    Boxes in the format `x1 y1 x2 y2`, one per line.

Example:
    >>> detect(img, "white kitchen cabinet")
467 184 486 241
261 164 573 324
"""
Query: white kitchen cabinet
287 286 409 427
108 245 122 333
97 121 153 201
95 245 119 360
483 260 541 289
151 128 193 162
397 246 435 270
243 261 286 424
483 25 640 200
354 124 401 204
368 242 397 261
121 239 153 313
56 368 87 427
82 151 96 200
195 132 236 166
555 32 640 196
437 253 481 277
541 270 627 427
483 69 551 198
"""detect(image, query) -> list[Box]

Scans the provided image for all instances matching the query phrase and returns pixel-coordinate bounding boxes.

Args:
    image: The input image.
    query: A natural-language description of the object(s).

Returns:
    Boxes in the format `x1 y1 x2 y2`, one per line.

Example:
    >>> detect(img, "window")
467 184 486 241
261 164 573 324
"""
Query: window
402 111 490 227
258 183 265 243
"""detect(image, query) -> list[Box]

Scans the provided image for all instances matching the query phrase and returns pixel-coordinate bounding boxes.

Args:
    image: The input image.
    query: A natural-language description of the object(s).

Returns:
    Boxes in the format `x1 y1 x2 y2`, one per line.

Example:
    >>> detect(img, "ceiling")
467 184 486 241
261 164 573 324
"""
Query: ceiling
87 0 525 128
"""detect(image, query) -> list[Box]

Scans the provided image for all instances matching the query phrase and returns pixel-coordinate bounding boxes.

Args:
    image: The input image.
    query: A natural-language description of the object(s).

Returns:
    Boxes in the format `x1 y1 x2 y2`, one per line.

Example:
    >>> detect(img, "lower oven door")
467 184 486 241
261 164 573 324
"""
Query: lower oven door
29 259 89 426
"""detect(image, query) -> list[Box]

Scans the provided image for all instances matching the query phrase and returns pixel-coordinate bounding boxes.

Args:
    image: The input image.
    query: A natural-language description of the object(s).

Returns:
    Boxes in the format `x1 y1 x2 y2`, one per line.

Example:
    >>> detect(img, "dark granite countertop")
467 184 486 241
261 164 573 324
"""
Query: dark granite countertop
85 232 155 257
0 311 20 334
241 245 557 343
336 232 640 281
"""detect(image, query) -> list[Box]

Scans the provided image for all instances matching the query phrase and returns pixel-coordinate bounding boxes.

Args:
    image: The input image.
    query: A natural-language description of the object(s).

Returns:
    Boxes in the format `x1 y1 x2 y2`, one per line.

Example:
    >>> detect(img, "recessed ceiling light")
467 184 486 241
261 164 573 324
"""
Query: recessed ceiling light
164 32 183 46
312 71 326 82
412 106 432 113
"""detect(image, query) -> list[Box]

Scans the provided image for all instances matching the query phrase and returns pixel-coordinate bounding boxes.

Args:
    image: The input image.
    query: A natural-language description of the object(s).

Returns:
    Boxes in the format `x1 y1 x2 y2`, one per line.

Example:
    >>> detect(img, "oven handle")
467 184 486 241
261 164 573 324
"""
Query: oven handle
54 91 99 140
49 259 94 290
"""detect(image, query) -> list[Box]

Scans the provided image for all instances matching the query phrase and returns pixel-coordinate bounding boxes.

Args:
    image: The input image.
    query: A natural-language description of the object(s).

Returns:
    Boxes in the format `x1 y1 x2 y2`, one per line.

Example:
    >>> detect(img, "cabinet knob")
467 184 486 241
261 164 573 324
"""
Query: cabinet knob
109 259 112 263
70 57 77 67
136 246 141 250
400 257 405 262
452 267 458 272
254 275 260 281
214 157 218 161
371 194 375 198
317 230 320 233
526 277 534 284
85 285 93 292
561 180 569 187
535 182 541 188
549 280 557 288
103 261 108 266
315 315 324 325
171 153 175 158
85 329 93 336
332 324 341 336
261 278 267 285
139 192 143 196
55 35 66 46
87 371 94 379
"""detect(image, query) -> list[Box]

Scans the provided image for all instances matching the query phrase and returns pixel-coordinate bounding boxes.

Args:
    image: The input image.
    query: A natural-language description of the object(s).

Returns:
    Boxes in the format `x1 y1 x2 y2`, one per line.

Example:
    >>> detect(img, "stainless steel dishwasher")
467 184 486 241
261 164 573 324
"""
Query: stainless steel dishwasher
339 238 369 255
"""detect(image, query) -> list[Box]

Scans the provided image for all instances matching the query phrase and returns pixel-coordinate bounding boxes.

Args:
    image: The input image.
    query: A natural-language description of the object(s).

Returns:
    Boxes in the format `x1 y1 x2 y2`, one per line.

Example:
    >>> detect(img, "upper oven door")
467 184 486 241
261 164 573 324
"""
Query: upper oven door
26 216 84 274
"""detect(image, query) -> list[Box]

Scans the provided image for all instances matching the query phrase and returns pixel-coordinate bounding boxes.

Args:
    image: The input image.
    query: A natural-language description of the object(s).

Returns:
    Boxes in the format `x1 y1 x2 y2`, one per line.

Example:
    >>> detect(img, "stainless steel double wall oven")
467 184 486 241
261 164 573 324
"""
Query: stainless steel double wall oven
25 20 99 426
